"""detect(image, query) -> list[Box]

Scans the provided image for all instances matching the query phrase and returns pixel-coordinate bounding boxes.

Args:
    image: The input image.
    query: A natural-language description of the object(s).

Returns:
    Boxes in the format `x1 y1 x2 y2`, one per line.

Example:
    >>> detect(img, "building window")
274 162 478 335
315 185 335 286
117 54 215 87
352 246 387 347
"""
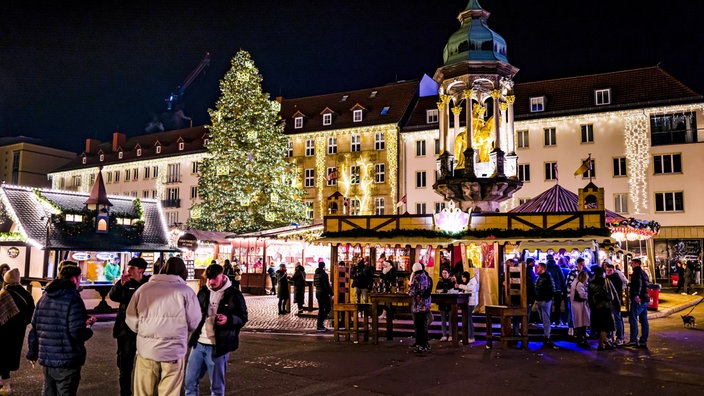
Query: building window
613 157 627 177
579 158 596 178
416 140 426 156
81 157 87 165
118 151 123 159
416 202 427 215
305 201 314 219
286 140 293 158
650 112 697 145
167 187 179 201
349 199 360 215
152 190 158 199
136 148 142 157
375 132 385 150
544 162 557 181
530 96 545 112
426 109 439 124
190 186 198 199
323 113 332 126
192 162 200 174
614 193 629 213
416 171 427 188
519 198 530 205
434 139 440 155
131 191 138 197
114 171 120 182
518 164 530 182
125 169 131 181
142 190 150 198
516 130 529 148
327 137 337 155
106 172 112 183
653 153 682 174
595 88 611 105
203 139 209 146
380 106 390 115
73 175 81 187
156 145 162 154
294 116 303 129
152 166 158 178
350 166 360 184
89 173 96 186
374 197 385 215
326 167 337 186
178 142 184 151
543 127 556 146
351 134 360 152
142 167 149 179
99 154 104 162
166 211 179 226
655 191 684 212
580 124 594 143
167 163 180 183
353 109 363 122
304 169 315 188
374 163 385 183
434 202 446 213
305 139 315 156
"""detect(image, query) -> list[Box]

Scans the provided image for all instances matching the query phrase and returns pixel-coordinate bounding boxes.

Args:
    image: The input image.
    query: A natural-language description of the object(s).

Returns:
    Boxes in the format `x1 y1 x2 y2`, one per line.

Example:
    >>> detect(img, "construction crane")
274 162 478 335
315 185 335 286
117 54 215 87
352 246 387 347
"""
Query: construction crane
166 51 211 111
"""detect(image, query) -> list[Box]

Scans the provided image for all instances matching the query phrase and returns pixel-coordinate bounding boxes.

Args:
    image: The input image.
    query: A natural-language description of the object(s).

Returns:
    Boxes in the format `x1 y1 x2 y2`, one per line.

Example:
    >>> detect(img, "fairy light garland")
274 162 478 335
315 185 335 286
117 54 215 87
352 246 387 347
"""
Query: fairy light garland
624 112 649 214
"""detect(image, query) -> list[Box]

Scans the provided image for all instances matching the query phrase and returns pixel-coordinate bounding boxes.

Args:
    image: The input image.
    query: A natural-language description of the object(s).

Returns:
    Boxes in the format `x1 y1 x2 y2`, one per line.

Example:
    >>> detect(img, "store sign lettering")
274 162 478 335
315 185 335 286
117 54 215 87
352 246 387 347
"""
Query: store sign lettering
71 252 91 261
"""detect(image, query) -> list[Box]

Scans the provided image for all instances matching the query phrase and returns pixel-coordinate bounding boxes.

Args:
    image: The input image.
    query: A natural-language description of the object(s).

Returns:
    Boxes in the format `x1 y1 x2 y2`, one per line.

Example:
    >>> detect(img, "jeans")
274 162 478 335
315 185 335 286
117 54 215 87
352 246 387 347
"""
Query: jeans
565 298 574 328
269 276 276 294
116 333 137 396
629 300 649 344
355 287 369 304
439 310 450 338
185 343 229 396
611 305 624 341
413 311 430 348
551 292 563 325
278 297 289 313
42 366 81 396
536 300 553 339
467 305 475 339
316 292 331 328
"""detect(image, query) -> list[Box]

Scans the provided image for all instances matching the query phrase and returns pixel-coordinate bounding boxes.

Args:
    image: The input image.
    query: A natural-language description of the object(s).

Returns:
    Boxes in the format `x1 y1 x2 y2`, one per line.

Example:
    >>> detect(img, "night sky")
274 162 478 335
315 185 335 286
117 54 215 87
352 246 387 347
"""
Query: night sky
2 0 703 153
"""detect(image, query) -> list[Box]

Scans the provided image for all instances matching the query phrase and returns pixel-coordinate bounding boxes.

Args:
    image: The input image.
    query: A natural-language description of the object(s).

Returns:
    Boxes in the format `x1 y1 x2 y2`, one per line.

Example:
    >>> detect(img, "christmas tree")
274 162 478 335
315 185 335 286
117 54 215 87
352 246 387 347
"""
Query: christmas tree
188 50 307 232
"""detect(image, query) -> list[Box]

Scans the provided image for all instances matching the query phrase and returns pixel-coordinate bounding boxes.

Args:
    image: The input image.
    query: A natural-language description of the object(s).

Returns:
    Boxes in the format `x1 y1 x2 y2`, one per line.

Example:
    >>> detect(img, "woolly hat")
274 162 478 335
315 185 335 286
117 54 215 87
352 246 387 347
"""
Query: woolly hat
412 262 423 273
4 268 20 285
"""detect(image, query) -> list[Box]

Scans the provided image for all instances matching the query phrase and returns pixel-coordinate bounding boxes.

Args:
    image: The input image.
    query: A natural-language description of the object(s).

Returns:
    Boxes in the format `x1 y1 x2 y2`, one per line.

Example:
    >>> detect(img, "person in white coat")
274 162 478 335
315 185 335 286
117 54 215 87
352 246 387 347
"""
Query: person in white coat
126 257 201 396
456 270 479 343
570 271 591 349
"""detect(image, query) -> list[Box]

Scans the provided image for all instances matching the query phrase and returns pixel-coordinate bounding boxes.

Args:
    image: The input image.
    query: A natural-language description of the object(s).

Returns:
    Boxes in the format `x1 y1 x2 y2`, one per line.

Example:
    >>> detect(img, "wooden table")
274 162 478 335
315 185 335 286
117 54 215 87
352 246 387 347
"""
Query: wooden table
80 282 116 313
370 293 470 347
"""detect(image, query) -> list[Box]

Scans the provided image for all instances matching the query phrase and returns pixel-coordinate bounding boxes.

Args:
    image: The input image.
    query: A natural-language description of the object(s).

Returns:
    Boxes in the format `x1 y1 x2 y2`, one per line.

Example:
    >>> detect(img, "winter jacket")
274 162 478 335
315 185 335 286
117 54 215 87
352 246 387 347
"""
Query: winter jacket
276 269 290 299
188 279 248 358
109 274 150 338
545 260 565 294
569 278 590 328
351 262 373 289
628 266 650 302
435 277 455 311
0 285 34 372
314 268 333 297
456 275 479 306
408 271 431 313
125 274 201 362
535 271 555 302
292 266 306 305
26 279 93 367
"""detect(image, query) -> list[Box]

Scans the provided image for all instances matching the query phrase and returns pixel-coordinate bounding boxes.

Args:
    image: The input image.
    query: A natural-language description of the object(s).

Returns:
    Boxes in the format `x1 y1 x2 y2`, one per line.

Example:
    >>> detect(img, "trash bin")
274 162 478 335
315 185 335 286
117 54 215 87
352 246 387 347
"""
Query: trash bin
648 283 661 310
671 274 679 287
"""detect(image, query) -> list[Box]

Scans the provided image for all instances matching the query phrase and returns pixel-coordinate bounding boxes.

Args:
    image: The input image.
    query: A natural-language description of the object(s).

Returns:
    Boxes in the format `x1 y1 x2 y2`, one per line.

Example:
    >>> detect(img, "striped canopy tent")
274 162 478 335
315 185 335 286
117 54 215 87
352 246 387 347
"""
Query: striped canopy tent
509 184 625 222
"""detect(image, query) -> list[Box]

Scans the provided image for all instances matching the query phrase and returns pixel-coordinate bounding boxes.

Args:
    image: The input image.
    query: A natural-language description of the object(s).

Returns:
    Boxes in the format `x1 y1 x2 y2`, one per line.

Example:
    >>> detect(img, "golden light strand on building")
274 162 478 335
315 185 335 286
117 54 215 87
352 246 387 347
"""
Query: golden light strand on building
624 111 650 214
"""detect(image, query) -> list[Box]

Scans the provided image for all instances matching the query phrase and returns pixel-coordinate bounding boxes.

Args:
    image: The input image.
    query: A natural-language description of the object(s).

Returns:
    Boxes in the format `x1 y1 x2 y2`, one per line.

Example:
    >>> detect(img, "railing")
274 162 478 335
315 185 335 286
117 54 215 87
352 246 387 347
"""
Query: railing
161 199 181 208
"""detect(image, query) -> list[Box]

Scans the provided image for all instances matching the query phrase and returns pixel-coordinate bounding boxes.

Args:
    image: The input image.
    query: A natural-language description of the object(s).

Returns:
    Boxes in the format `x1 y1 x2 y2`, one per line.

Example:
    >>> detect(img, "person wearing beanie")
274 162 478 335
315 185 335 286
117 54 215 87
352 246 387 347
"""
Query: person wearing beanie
126 257 201 395
409 262 432 352
1 268 34 393
314 261 334 331
108 257 151 396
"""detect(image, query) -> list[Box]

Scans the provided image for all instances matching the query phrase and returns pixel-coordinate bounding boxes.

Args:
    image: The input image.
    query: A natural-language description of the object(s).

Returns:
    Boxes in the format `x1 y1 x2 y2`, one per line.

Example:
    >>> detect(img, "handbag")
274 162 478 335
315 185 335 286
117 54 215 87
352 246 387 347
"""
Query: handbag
573 289 586 302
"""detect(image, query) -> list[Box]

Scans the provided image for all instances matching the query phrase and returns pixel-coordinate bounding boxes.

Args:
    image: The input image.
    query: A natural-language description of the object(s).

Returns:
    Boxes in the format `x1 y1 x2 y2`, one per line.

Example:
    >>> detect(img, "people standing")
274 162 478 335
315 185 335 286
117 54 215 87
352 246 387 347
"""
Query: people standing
675 261 685 294
104 260 121 283
605 263 625 346
564 258 588 336
545 255 566 326
223 259 236 283
0 268 35 394
351 258 373 304
267 263 277 295
569 271 591 349
588 267 616 350
276 264 291 315
0 263 10 289
108 257 151 396
27 262 96 396
292 263 306 312
314 262 334 332
684 261 697 295
409 262 432 353
185 264 248 396
456 270 478 343
125 257 201 396
435 268 454 342
626 258 650 348
379 260 397 292
232 260 242 290
535 262 559 349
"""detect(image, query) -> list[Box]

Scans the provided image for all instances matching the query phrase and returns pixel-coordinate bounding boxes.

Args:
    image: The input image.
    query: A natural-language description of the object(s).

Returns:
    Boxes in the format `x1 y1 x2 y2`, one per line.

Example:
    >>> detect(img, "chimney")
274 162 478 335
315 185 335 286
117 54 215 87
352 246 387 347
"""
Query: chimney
112 132 126 152
85 138 101 154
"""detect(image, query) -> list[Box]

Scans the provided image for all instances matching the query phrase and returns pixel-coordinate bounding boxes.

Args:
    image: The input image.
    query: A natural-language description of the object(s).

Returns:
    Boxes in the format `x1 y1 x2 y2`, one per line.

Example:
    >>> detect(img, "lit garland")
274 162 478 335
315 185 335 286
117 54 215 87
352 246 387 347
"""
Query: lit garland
608 217 660 241
315 137 326 219
624 112 649 214
386 127 398 214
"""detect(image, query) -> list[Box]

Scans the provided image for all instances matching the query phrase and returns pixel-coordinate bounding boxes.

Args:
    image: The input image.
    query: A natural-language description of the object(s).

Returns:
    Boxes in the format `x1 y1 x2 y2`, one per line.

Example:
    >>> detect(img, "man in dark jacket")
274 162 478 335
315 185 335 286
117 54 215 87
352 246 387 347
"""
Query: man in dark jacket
626 258 650 348
351 258 373 304
535 262 558 349
108 257 150 396
545 255 565 326
27 262 95 395
186 264 248 396
314 261 334 332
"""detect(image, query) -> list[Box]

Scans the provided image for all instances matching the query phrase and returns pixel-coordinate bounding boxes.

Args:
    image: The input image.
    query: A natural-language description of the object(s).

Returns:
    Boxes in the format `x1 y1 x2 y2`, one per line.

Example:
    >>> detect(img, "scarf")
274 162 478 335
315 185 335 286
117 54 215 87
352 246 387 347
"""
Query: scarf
0 288 20 326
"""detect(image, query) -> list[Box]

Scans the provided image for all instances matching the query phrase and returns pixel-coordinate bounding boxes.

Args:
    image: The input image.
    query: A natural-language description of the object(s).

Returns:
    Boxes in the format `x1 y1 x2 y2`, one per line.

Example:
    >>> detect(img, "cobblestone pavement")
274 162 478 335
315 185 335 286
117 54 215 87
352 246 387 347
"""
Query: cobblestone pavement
243 294 319 334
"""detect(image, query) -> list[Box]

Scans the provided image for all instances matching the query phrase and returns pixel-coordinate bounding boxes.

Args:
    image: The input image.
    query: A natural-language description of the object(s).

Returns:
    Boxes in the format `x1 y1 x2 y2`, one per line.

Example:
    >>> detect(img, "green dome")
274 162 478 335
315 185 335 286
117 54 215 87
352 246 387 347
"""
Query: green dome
442 0 509 65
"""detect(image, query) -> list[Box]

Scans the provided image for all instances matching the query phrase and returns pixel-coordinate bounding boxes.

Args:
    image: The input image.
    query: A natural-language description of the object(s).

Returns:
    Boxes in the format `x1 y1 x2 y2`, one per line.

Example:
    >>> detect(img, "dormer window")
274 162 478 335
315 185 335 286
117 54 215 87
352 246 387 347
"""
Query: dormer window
136 148 142 157
294 116 303 129
530 96 545 112
82 157 87 164
65 213 83 223
99 154 105 162
595 88 611 105
178 142 185 151
323 113 332 126
156 145 162 154
380 106 390 115
353 109 363 122
426 109 438 123
369 91 377 98
203 139 209 146
341 95 348 102
118 151 123 159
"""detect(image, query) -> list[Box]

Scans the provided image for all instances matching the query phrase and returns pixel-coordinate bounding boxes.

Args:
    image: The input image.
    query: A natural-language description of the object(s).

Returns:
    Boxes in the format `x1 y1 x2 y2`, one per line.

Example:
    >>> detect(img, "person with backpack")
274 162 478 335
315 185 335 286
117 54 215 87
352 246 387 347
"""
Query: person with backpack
409 263 432 352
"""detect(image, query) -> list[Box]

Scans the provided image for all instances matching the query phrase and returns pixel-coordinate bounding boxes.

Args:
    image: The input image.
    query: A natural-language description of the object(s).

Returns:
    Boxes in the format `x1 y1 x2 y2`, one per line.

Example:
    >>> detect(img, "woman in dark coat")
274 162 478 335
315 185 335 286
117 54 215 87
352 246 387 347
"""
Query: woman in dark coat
588 267 616 350
0 269 35 392
292 263 307 311
276 264 291 314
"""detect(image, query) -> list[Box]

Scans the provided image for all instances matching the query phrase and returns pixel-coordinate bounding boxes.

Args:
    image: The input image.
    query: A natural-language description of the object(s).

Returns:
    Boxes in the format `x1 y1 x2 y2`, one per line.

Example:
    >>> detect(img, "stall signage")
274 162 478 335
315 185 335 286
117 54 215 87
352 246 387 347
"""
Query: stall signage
96 252 116 261
6 247 20 258
71 252 92 261
177 233 199 250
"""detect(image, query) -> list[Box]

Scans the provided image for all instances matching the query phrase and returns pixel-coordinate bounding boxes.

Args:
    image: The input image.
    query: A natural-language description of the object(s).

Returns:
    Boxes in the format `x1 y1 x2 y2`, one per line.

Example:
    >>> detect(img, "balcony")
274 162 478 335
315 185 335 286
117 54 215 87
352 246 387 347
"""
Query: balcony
161 199 181 208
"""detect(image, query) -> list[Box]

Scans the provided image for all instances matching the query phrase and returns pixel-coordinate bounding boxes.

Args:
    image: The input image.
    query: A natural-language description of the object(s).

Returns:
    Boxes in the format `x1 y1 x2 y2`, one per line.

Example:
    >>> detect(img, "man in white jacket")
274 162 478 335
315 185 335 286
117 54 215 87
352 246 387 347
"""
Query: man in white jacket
126 257 201 396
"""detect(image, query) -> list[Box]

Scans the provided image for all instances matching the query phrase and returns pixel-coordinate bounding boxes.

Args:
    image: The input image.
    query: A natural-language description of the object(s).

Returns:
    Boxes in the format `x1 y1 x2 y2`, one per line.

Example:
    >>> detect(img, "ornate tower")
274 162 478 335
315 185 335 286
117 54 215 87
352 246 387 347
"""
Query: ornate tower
432 0 522 213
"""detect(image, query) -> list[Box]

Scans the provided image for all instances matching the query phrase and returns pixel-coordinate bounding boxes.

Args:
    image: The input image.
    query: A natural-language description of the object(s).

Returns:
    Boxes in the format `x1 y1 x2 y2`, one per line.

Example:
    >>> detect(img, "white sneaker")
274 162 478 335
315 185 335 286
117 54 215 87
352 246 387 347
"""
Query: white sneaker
568 328 574 336
439 336 448 342
468 337 476 343
448 336 452 342
692 292 698 295
682 292 688 295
